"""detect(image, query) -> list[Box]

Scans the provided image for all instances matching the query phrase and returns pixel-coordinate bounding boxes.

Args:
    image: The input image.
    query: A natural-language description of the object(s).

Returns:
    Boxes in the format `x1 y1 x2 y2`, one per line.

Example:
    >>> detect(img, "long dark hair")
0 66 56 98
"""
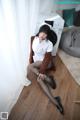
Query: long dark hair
36 24 57 46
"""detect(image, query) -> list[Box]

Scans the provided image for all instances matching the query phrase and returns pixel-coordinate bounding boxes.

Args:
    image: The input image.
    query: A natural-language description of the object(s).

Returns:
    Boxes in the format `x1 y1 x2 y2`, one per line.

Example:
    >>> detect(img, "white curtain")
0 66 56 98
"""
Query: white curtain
0 0 56 115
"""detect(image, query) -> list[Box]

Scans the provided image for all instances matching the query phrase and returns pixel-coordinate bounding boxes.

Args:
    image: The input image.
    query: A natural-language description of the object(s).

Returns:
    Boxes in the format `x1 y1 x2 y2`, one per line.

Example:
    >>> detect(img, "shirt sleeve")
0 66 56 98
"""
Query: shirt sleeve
47 41 53 52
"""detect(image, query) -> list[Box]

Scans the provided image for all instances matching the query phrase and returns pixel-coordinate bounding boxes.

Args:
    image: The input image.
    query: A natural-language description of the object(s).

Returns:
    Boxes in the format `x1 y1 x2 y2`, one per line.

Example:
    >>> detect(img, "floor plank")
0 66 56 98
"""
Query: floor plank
9 55 80 120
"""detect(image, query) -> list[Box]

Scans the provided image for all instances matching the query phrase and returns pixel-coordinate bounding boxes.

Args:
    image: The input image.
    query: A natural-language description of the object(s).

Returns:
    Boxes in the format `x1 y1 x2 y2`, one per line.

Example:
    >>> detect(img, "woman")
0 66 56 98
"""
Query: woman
27 25 64 115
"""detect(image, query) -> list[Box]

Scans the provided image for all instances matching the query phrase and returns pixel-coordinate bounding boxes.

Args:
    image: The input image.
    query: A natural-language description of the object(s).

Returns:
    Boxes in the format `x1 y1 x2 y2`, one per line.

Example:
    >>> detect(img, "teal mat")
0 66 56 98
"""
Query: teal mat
63 8 75 27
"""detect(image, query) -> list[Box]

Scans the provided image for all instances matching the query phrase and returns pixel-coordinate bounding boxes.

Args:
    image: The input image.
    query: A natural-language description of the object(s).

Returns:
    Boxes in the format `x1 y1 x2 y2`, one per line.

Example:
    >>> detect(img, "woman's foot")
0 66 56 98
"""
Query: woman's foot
55 96 64 115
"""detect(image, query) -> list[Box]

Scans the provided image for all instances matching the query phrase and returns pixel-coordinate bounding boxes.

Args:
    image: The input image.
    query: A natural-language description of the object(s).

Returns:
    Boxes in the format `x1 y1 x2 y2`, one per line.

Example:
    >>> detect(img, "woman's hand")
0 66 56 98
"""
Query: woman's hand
38 73 46 80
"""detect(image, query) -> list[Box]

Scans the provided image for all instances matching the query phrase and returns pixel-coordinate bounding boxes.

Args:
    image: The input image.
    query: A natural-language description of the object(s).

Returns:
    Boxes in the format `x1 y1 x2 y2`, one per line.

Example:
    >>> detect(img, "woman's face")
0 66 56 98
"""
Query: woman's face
39 32 47 40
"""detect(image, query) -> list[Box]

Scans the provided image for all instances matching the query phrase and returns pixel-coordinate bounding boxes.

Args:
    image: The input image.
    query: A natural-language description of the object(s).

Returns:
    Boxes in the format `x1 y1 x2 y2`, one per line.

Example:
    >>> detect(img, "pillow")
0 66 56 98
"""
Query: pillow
74 10 80 26
63 8 75 27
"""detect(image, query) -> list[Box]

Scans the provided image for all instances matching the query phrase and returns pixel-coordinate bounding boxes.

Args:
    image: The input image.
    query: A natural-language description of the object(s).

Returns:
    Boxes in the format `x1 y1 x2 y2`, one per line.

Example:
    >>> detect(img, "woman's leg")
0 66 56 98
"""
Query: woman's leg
37 76 64 114
27 62 64 114
27 62 57 104
27 61 41 78
37 76 58 105
27 62 54 84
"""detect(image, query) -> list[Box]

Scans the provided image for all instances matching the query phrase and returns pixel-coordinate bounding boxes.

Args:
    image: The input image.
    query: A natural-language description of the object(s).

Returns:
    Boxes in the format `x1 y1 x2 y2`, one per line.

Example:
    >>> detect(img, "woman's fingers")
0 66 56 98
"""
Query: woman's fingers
39 73 45 80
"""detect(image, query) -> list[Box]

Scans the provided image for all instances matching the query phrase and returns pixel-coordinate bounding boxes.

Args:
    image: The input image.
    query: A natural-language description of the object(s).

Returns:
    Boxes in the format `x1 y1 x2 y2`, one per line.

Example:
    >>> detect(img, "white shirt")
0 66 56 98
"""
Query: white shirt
32 37 53 62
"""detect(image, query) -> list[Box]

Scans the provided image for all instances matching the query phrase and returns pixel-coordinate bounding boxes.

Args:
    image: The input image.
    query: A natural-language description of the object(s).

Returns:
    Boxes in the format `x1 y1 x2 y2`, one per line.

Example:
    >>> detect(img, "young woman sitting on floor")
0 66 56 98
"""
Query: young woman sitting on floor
27 25 64 115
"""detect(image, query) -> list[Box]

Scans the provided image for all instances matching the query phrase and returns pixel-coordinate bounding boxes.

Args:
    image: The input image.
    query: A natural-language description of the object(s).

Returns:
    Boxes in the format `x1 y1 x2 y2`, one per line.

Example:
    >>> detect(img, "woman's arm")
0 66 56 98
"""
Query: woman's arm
29 36 34 64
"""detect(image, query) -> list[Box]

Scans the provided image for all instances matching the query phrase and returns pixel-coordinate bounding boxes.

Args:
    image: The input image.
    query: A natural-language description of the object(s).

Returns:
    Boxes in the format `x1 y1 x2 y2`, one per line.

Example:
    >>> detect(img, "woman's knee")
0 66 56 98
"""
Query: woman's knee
27 64 32 78
27 64 34 72
27 64 37 80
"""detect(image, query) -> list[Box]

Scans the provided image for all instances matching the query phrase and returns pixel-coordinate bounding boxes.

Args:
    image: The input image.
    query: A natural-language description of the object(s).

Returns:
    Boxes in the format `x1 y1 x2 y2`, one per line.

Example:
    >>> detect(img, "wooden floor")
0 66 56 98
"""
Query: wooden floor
9 55 80 120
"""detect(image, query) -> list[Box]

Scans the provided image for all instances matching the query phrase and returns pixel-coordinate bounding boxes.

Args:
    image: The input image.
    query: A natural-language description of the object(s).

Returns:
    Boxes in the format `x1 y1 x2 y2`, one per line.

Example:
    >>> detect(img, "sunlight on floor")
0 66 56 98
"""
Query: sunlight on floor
59 49 80 86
